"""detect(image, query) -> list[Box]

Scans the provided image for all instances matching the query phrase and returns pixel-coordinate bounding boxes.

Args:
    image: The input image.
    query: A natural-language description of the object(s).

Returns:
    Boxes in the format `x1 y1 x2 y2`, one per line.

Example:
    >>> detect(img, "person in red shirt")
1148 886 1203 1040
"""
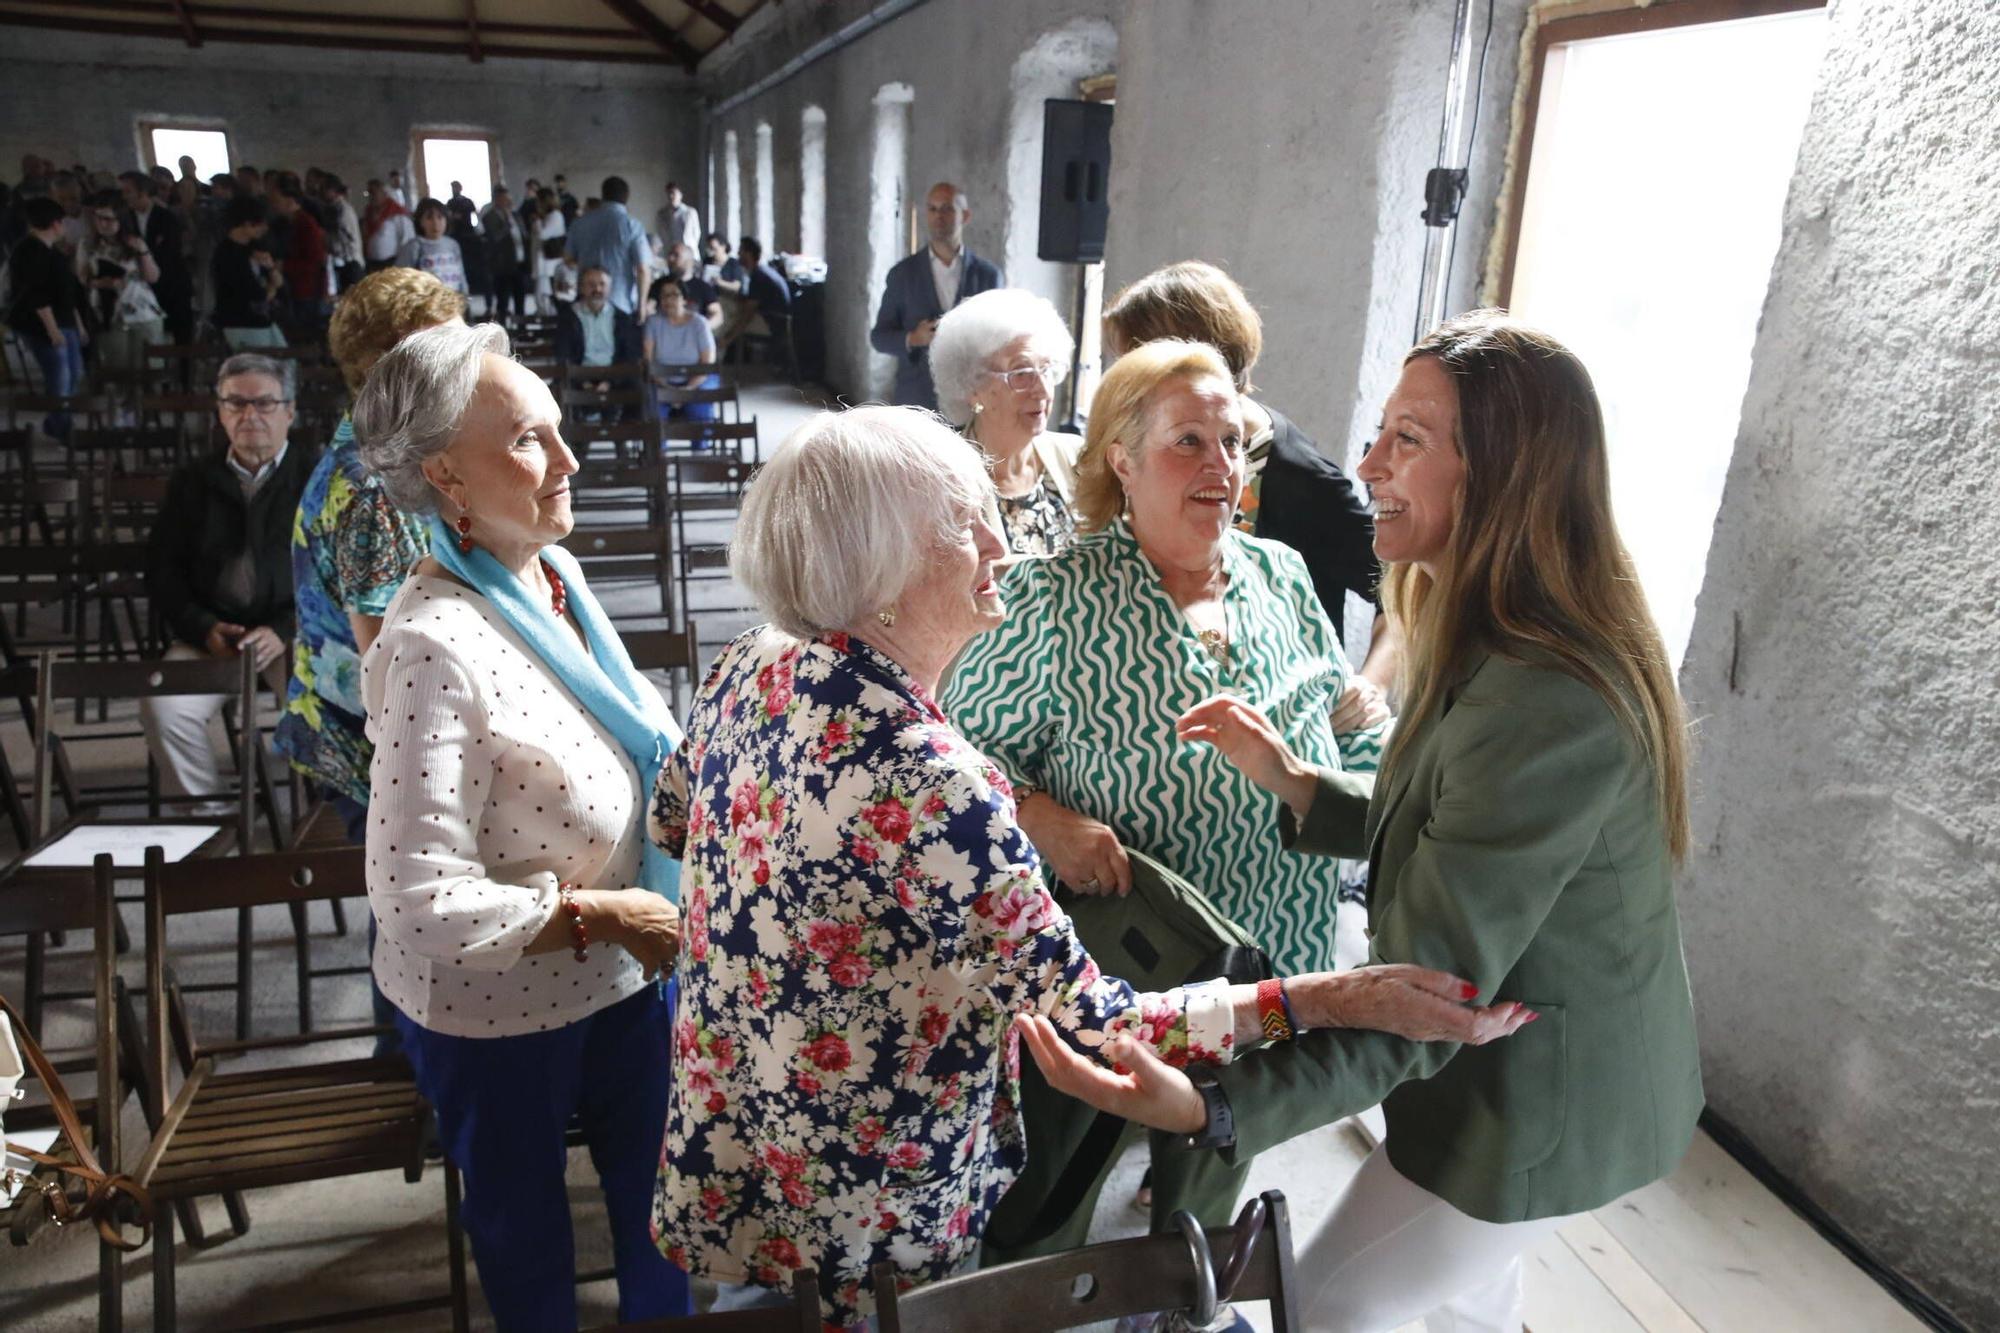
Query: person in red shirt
270 178 328 326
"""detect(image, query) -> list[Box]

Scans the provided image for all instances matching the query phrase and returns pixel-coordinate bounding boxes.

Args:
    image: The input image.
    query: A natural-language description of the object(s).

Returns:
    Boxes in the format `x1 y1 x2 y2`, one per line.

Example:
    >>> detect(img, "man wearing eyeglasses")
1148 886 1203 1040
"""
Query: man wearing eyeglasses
141 353 317 813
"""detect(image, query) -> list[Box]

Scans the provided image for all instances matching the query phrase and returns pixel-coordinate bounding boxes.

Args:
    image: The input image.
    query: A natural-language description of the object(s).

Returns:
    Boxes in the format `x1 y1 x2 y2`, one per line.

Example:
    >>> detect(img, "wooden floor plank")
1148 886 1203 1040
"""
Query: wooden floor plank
1593 1132 1926 1332
1557 1213 1705 1333
1522 1227 1649 1333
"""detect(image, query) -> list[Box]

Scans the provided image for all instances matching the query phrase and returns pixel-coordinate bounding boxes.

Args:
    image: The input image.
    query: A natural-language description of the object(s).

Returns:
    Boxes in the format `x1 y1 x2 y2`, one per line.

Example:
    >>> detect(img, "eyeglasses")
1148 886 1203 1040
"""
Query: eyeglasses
216 396 292 415
92 214 119 225
985 363 1058 392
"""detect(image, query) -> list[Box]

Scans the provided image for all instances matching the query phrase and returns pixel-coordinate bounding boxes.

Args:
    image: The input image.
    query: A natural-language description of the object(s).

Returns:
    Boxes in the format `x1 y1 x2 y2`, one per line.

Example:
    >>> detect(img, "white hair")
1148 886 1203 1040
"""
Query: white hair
928 288 1075 426
353 321 511 513
731 405 993 640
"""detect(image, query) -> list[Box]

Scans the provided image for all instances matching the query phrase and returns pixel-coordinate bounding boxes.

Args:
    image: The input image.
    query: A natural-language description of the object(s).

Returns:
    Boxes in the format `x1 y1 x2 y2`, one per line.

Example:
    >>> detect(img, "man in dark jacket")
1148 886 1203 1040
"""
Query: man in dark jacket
142 352 316 812
119 170 193 344
869 181 1003 410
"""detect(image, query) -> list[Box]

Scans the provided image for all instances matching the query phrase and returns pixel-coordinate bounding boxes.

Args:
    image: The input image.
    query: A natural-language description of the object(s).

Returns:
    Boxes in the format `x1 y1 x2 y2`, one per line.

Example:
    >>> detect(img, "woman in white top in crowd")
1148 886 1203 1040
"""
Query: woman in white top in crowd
531 187 568 313
353 321 691 1331
927 287 1082 558
394 198 468 294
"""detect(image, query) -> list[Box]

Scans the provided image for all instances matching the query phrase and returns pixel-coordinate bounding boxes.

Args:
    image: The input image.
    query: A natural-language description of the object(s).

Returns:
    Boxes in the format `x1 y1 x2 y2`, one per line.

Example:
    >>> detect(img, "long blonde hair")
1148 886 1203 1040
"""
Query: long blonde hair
1383 311 1691 860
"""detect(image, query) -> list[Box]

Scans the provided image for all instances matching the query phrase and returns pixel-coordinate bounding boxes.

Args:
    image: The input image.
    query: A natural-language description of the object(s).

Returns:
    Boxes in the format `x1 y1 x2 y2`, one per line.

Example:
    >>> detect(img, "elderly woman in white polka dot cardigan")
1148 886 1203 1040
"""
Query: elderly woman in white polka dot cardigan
353 321 691 1331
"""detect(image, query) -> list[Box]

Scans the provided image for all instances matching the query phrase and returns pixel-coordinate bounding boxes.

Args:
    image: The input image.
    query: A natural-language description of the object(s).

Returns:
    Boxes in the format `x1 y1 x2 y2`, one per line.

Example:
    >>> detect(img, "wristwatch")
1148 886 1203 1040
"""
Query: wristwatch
1180 1063 1236 1151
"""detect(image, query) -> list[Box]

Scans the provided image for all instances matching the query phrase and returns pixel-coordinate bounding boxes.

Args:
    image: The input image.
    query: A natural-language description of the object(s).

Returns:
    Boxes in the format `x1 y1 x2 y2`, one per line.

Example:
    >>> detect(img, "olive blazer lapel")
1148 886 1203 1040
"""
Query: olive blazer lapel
1366 650 1493 887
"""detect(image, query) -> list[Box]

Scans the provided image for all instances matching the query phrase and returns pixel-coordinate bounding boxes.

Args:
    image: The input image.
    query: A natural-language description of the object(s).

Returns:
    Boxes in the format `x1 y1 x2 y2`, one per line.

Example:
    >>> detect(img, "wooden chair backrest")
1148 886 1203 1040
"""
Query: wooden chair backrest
874 1192 1299 1333
558 527 670 560
561 360 648 383
139 844 367 1111
32 650 256 843
621 624 702 713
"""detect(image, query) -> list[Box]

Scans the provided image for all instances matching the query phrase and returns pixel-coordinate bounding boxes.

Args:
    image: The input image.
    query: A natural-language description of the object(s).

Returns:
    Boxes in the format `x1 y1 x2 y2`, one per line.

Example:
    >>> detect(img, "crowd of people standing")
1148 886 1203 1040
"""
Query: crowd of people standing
5 152 1705 1333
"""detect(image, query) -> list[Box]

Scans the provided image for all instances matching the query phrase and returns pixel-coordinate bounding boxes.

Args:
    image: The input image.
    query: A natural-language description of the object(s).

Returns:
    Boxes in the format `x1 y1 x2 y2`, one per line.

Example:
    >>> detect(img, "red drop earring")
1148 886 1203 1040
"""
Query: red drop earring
455 513 473 554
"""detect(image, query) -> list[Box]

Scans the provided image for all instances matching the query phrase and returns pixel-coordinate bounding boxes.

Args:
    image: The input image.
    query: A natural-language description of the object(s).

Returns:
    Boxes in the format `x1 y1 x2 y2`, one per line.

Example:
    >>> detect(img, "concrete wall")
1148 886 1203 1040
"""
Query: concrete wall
1105 0 1529 471
1676 2 2000 1326
0 30 700 218
701 0 1122 402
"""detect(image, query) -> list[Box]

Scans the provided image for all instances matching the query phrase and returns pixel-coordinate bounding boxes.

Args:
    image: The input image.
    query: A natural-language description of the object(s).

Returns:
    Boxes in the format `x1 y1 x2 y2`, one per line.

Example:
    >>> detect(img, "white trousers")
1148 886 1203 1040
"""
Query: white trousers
137 642 235 814
1295 1143 1572 1333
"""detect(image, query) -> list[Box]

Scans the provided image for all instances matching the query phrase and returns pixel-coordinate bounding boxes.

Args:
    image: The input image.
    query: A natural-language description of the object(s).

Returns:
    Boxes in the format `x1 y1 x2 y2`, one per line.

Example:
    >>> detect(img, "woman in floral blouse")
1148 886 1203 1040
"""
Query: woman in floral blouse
647 405 1521 1328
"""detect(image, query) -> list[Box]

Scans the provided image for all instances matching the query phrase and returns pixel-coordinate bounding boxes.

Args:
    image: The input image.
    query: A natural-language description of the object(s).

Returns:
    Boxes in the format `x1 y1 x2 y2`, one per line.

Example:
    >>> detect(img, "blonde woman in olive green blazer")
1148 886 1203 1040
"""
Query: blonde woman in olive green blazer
1017 312 1703 1332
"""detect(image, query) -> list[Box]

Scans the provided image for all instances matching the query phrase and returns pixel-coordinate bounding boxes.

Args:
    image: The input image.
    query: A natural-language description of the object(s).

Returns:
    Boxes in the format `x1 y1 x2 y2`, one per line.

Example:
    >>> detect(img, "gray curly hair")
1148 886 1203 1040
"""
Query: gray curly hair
353 321 511 513
927 288 1074 427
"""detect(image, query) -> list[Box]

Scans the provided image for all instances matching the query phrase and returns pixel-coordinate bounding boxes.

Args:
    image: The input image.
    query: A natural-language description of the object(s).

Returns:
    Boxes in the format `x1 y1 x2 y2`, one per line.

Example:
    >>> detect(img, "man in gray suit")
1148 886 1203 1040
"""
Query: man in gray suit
870 181 1003 411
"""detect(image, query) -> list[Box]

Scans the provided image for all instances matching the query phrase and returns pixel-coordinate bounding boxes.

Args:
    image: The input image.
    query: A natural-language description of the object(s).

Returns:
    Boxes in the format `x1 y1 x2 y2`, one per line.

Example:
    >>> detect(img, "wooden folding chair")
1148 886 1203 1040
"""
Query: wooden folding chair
572 456 669 527
622 623 703 717
124 844 470 1332
0 856 247 1257
0 852 130 1326
667 458 760 630
558 526 675 621
873 1191 1300 1333
589 1267 820 1331
16 652 256 1037
664 418 761 463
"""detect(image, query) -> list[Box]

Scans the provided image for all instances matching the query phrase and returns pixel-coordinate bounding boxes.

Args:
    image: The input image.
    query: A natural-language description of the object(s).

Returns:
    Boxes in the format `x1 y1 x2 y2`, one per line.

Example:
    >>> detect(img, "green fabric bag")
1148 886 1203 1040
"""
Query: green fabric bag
983 851 1271 1263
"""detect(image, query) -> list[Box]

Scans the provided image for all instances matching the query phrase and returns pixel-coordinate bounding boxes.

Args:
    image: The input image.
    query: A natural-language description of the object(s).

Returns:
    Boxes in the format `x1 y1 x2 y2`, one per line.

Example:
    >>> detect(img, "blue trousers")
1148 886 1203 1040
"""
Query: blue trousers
25 329 83 438
396 984 691 1330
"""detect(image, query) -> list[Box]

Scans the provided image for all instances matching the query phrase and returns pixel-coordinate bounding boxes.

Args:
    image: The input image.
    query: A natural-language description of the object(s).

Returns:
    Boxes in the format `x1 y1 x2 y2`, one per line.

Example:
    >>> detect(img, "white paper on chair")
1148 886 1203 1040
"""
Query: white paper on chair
2 1128 61 1203
22 824 223 868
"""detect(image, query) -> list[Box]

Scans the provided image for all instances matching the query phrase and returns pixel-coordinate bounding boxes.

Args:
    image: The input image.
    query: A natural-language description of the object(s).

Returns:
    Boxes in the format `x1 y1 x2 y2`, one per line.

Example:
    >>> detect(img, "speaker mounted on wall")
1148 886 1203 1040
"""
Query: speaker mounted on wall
1038 98 1114 264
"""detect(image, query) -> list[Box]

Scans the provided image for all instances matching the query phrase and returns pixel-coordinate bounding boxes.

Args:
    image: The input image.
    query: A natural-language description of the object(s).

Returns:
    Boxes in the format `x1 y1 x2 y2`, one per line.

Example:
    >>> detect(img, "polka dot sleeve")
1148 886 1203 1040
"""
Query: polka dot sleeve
365 624 557 973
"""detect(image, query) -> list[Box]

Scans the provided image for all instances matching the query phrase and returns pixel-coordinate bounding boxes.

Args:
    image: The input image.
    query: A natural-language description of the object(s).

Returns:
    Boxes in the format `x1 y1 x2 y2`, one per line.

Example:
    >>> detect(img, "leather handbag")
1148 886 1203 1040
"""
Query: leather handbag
0 994 152 1249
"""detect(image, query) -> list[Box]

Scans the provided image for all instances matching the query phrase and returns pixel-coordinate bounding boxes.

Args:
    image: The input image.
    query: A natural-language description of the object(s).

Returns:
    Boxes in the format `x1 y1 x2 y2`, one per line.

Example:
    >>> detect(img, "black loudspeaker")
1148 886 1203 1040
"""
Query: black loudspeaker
1038 99 1114 263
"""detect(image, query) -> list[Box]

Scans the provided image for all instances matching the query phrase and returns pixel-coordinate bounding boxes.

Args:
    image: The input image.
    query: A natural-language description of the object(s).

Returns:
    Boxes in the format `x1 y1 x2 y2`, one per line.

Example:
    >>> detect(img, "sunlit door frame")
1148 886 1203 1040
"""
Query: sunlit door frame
1495 0 1826 304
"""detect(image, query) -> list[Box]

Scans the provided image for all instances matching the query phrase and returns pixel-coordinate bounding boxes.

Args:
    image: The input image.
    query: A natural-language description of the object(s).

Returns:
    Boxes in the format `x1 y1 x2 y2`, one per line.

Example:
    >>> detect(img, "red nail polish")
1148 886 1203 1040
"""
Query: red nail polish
1461 982 1479 1001
1523 1010 1540 1023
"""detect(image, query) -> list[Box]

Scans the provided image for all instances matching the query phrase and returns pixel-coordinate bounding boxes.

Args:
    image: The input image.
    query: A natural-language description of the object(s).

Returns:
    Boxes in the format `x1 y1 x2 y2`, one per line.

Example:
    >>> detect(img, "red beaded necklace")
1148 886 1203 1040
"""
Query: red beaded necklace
541 558 568 619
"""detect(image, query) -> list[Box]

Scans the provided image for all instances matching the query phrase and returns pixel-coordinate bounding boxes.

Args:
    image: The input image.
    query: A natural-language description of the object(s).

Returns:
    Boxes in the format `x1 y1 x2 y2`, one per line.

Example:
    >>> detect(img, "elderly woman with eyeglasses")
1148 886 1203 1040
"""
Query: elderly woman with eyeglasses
353 321 690 1330
642 404 1515 1329
943 339 1391 1260
927 288 1081 558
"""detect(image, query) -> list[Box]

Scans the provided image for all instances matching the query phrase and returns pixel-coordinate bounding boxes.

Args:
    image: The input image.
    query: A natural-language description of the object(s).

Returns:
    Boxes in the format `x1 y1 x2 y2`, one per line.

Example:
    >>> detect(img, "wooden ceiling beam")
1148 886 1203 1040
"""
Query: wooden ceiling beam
0 11 680 63
465 0 481 62
596 0 702 68
12 0 637 40
165 0 202 45
679 0 741 35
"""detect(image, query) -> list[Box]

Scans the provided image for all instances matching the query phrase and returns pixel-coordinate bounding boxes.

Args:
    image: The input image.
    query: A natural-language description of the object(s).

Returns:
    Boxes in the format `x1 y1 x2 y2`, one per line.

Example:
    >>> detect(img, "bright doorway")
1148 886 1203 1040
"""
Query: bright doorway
1501 2 1828 665
145 125 231 181
416 135 497 209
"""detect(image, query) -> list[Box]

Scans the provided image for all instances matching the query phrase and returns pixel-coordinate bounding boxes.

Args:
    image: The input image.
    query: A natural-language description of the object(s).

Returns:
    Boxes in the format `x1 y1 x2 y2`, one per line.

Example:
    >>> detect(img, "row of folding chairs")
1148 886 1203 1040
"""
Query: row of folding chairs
1 842 1301 1330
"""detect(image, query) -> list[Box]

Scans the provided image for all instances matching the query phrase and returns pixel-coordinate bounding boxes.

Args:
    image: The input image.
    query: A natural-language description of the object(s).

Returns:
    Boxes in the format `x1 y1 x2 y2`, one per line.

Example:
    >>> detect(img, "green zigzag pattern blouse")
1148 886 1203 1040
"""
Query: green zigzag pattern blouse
945 520 1387 975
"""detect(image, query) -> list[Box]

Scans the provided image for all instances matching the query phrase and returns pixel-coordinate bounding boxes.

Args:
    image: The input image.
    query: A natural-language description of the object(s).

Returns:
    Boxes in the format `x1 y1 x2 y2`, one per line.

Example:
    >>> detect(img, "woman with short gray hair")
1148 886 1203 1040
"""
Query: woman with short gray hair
644 404 1506 1327
353 321 693 1328
927 287 1083 557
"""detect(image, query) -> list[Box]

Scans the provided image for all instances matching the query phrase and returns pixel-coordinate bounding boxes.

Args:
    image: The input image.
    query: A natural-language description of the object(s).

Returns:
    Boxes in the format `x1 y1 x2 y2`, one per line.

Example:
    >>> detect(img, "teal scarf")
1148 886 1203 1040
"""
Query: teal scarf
427 513 682 902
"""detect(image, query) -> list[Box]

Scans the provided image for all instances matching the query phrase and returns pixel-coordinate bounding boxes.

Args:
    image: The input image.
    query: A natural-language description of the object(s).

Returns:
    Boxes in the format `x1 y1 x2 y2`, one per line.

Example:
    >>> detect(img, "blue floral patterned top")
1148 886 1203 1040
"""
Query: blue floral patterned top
275 418 430 804
647 628 1234 1329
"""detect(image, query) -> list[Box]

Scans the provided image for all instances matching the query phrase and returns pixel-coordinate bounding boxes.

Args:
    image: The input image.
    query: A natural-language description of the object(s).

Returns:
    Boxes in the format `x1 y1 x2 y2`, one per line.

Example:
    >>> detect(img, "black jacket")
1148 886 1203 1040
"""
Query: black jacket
554 301 642 367
147 441 317 647
133 203 191 318
1253 403 1380 641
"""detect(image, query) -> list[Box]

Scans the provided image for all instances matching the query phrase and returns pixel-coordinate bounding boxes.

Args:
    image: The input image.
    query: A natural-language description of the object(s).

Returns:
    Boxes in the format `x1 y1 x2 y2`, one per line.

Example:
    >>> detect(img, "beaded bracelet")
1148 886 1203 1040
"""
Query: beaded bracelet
1256 977 1295 1043
559 884 589 962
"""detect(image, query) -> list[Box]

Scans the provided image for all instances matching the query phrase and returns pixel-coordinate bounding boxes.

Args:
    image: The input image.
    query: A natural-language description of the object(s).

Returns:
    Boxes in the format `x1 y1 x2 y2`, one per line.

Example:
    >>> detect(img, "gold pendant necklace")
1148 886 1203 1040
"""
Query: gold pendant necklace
1196 626 1231 668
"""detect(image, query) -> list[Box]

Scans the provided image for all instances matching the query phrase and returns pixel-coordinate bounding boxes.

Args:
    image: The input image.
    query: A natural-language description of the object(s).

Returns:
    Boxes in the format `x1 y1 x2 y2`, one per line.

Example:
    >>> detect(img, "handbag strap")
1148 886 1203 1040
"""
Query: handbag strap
0 993 152 1250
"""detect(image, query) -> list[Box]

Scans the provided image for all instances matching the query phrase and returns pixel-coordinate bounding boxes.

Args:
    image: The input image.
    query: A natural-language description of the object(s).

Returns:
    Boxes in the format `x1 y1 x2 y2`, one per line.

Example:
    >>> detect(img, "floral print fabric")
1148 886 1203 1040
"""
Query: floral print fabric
647 628 1233 1329
275 419 431 804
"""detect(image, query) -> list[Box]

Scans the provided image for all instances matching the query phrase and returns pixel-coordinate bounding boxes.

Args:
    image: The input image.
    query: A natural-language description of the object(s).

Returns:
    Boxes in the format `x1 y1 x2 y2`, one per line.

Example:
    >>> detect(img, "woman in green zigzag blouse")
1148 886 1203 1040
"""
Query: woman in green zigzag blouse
943 338 1388 1256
